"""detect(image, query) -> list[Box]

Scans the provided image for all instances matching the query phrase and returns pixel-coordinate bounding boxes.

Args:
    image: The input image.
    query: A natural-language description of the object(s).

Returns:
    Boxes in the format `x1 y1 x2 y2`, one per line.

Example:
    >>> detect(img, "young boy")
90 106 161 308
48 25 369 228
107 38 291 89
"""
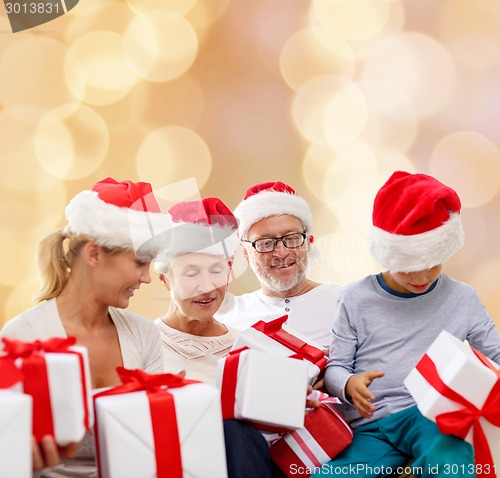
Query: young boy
317 171 500 477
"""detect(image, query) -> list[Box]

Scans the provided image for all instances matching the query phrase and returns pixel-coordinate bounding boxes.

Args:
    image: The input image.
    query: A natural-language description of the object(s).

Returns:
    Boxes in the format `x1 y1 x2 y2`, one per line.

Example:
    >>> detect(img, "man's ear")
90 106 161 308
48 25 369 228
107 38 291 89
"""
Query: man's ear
307 235 314 251
83 241 100 268
241 244 250 263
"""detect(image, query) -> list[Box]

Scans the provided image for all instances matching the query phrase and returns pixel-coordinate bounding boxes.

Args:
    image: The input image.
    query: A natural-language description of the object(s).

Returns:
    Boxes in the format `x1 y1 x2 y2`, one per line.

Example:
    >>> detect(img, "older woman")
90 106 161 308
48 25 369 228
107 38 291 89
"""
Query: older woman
154 197 279 478
0 177 171 477
154 197 240 384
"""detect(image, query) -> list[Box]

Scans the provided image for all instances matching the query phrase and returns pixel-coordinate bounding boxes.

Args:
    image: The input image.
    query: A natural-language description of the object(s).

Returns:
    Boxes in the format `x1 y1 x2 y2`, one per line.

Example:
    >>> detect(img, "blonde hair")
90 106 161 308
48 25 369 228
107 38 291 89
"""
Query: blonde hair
32 231 86 303
33 231 122 303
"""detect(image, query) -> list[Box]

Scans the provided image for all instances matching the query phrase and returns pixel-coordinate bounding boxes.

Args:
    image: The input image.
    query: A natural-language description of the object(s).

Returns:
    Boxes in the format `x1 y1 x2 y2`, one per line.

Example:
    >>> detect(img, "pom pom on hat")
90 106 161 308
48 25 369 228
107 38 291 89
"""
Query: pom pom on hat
157 197 239 268
368 171 464 272
65 177 172 255
234 181 313 239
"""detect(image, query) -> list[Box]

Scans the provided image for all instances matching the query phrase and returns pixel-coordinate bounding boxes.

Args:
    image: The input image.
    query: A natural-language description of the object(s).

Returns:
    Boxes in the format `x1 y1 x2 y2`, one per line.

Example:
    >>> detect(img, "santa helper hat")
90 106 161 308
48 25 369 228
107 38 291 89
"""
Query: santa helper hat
164 197 239 261
64 177 172 256
234 181 313 239
369 171 465 272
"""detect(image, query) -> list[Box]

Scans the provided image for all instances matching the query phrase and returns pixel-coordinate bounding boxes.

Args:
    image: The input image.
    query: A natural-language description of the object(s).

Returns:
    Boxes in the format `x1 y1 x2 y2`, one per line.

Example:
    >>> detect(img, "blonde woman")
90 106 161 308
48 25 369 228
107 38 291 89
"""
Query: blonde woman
1 178 170 477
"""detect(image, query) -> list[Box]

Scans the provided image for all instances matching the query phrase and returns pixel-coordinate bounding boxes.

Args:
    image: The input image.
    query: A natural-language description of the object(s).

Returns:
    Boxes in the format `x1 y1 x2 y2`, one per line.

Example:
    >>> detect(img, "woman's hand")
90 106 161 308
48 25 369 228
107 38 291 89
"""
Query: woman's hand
32 435 80 471
311 377 325 391
345 370 384 418
305 385 321 412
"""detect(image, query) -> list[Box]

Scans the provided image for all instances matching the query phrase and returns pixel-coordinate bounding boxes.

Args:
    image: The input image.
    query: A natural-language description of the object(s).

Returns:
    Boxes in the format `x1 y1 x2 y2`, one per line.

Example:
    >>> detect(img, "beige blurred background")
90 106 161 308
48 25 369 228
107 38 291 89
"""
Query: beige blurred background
1 0 500 328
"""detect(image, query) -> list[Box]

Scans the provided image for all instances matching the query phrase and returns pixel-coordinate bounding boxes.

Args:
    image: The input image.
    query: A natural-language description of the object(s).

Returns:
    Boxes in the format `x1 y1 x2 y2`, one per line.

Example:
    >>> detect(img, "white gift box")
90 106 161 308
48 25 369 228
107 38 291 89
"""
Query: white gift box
232 317 326 384
0 390 32 478
95 381 228 478
217 348 309 430
404 330 500 469
11 343 93 446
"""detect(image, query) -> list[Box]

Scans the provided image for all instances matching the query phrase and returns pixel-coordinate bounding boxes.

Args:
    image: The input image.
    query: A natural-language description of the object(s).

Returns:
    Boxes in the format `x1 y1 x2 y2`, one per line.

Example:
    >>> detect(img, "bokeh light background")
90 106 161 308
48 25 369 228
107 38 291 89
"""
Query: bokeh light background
1 0 500 327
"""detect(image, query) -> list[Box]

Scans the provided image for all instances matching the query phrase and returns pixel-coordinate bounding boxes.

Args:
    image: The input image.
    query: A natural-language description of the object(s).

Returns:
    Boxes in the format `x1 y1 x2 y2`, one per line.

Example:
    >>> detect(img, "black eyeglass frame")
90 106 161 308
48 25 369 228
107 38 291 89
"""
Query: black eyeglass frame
243 232 307 253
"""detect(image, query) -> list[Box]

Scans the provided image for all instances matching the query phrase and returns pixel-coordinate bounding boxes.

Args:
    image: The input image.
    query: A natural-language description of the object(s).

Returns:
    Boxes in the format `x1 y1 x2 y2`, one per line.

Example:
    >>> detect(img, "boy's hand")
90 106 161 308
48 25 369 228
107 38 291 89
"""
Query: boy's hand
345 370 385 418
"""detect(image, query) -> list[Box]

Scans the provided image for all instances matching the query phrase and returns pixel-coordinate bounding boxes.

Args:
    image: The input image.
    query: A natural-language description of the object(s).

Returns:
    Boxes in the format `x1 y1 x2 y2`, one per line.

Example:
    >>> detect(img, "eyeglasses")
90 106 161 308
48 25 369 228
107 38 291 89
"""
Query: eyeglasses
243 232 307 253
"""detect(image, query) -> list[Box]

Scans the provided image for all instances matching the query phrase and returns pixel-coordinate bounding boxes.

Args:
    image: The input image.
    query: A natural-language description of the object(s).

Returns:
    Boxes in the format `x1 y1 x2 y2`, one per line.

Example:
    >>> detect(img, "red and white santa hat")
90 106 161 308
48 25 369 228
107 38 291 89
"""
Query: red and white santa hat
234 181 313 239
368 171 464 272
64 177 172 255
156 197 239 268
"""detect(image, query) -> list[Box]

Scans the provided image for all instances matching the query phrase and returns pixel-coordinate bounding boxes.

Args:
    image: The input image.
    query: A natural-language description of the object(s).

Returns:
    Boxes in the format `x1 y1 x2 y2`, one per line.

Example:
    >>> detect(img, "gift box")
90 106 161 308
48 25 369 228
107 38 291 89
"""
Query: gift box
94 367 228 478
404 330 500 476
217 347 309 430
231 315 327 384
270 395 353 477
2 336 93 446
0 358 32 478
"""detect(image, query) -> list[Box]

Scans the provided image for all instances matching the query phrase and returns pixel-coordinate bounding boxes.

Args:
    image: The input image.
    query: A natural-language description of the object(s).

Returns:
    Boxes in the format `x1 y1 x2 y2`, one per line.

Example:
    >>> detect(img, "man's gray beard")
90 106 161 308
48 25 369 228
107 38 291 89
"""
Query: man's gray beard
251 257 308 293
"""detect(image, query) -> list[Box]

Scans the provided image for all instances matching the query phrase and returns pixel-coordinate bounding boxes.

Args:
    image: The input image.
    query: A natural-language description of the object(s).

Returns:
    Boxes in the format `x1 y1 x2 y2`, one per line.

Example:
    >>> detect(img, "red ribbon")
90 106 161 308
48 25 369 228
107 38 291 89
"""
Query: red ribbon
220 347 247 421
2 336 91 442
416 349 500 477
94 367 199 478
252 315 327 369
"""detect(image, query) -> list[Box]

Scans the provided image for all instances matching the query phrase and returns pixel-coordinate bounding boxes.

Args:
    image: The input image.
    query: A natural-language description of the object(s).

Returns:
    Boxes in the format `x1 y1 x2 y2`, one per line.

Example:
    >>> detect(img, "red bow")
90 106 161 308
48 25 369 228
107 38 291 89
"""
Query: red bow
2 336 76 358
416 349 500 477
113 367 198 392
253 316 327 368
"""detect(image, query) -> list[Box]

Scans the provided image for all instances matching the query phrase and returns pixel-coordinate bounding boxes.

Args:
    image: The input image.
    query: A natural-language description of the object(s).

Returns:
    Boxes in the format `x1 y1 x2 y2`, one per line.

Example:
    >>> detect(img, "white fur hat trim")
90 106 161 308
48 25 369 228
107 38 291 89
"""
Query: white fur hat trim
368 213 464 272
234 190 313 239
65 190 172 255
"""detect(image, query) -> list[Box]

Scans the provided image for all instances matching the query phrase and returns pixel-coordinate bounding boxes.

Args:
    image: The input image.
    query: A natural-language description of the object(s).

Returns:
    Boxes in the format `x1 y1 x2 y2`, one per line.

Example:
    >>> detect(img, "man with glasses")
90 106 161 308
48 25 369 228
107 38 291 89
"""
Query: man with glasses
215 181 340 350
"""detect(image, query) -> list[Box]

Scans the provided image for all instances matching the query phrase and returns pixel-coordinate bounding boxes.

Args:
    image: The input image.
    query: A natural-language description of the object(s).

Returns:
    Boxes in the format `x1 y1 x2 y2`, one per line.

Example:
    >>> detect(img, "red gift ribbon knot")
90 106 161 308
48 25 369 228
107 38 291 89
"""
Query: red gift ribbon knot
253 315 327 368
115 366 197 392
2 336 76 357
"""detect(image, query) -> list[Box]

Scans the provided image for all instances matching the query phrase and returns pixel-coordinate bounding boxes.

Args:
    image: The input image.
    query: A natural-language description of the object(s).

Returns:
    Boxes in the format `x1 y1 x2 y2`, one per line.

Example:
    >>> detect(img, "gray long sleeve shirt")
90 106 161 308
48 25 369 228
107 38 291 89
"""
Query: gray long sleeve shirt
325 273 500 428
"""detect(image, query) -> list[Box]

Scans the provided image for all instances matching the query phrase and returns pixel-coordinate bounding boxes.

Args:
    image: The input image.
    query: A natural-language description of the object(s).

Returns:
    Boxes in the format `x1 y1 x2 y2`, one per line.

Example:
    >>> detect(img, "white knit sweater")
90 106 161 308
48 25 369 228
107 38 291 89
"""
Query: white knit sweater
155 318 240 385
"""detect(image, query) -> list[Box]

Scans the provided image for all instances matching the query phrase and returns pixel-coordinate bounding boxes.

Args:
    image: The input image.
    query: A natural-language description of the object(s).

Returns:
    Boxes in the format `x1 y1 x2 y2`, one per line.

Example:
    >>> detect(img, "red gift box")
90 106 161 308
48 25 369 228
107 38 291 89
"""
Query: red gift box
270 397 353 477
